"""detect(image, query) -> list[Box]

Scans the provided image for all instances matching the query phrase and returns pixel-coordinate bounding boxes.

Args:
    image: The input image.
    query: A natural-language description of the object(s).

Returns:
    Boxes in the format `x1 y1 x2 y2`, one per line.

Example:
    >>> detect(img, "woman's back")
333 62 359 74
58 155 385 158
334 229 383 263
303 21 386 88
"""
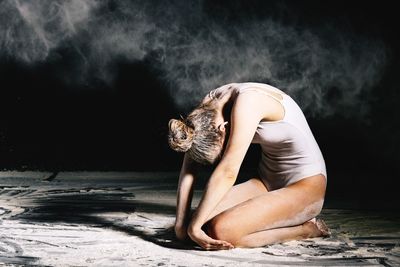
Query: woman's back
235 82 327 191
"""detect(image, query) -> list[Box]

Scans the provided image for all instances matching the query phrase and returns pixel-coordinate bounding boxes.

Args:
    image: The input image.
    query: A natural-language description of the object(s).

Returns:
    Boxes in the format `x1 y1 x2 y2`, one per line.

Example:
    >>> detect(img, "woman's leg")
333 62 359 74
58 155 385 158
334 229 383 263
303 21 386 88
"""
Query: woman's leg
205 177 269 221
236 218 330 248
206 174 328 248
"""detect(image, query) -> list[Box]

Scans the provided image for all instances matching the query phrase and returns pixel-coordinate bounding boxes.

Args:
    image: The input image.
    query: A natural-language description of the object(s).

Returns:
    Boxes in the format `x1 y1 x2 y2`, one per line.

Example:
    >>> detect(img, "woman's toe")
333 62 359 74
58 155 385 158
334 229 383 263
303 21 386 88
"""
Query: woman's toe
315 218 331 237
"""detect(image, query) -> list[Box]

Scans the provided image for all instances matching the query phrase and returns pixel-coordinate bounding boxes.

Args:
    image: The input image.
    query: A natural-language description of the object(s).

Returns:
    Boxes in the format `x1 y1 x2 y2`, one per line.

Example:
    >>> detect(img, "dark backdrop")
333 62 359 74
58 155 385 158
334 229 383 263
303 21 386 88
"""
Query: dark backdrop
0 0 399 207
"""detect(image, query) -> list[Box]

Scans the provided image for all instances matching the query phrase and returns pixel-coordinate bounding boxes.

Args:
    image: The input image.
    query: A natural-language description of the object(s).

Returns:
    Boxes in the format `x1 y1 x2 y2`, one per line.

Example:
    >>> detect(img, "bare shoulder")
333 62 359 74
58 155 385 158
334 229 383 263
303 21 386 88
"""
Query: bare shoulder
209 83 238 98
232 88 282 122
236 82 286 95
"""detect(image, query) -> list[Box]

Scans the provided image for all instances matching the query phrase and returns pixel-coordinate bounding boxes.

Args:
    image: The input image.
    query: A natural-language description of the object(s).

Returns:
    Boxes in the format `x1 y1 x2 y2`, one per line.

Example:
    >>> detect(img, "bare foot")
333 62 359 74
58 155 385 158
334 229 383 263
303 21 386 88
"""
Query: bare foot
315 218 331 237
303 218 331 238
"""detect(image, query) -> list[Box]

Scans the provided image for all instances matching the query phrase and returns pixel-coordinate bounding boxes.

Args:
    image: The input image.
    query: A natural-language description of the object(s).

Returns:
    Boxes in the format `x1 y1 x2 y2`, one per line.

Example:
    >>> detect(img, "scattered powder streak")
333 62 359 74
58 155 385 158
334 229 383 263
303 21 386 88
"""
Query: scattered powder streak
0 0 387 118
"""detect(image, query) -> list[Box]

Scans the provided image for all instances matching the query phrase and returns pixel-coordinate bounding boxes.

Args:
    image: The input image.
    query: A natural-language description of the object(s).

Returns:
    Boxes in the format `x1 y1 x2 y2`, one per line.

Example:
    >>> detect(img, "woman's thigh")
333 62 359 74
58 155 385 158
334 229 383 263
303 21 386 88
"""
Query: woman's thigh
205 177 268 222
207 174 327 243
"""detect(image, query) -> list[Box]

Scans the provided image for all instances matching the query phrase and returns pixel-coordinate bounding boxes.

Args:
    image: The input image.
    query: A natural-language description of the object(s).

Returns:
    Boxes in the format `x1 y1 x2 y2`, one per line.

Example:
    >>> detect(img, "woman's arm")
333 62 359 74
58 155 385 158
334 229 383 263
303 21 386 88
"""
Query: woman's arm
175 153 198 240
187 90 276 249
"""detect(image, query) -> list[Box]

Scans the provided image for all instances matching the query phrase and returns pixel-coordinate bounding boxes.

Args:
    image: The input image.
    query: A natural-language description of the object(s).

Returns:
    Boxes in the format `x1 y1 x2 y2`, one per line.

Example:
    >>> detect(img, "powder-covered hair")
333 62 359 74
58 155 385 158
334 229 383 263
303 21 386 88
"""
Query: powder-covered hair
168 102 224 165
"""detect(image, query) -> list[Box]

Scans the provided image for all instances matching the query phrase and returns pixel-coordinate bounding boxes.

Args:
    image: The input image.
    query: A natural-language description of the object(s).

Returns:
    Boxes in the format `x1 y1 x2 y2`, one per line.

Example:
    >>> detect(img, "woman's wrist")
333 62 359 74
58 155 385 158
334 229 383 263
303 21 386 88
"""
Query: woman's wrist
174 223 188 241
187 221 202 235
175 219 185 228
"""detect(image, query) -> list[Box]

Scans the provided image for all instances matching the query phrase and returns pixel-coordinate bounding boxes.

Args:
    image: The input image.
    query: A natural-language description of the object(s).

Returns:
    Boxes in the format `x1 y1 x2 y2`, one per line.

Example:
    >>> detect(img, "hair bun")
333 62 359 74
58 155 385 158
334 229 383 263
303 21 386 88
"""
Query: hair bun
168 119 195 152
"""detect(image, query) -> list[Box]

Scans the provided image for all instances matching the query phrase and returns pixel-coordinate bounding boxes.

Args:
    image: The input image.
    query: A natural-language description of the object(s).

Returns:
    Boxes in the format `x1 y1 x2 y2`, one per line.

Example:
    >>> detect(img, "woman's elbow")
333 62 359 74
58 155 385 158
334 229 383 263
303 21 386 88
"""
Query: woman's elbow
216 164 239 181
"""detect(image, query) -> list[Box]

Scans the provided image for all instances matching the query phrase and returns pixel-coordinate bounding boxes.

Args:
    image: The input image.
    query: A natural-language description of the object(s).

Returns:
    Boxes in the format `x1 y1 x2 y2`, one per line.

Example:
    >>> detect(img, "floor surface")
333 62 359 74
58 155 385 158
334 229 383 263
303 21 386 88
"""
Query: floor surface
1 172 399 266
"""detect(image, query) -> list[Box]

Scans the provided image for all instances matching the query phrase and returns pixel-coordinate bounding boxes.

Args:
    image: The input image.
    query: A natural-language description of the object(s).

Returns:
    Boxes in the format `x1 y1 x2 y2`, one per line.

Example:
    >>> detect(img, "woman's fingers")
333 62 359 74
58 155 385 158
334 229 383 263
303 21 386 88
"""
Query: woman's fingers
203 242 233 250
202 236 234 250
188 227 234 250
208 239 231 247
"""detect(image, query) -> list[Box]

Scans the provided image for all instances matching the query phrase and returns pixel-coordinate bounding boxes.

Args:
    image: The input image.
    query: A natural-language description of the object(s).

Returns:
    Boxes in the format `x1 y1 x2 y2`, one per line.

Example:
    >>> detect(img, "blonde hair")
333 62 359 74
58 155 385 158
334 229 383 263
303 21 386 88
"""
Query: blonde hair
168 103 224 165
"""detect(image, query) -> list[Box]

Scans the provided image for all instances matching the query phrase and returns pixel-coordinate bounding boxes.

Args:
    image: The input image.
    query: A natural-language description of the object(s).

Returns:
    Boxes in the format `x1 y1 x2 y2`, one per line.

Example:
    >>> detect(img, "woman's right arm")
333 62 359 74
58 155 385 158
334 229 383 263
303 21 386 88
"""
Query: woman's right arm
175 153 198 241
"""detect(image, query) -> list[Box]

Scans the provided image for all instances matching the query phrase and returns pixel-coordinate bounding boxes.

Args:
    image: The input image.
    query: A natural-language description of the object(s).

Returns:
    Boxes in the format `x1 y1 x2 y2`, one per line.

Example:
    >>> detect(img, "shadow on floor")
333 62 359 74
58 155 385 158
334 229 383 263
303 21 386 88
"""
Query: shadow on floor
14 189 200 250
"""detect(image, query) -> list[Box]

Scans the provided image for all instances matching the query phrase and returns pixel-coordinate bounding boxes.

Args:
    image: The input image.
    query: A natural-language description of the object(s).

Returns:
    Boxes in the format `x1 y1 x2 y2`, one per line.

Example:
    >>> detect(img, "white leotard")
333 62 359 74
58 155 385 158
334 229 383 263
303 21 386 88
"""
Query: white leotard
234 82 327 191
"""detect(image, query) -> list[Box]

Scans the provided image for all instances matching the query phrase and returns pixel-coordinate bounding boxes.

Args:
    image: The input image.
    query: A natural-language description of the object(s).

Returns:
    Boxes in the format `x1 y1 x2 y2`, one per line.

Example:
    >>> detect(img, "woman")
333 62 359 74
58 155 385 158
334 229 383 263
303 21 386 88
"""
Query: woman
168 82 330 250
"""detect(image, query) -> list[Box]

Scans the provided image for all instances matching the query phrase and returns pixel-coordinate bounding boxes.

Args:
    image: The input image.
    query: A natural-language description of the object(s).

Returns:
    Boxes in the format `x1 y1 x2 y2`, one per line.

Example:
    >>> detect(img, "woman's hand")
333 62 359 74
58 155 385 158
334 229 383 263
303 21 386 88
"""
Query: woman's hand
187 225 234 250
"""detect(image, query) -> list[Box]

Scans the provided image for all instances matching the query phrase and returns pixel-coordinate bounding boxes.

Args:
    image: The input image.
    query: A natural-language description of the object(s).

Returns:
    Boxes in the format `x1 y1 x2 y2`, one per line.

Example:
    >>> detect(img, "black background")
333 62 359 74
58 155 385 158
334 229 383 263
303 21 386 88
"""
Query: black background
0 1 399 208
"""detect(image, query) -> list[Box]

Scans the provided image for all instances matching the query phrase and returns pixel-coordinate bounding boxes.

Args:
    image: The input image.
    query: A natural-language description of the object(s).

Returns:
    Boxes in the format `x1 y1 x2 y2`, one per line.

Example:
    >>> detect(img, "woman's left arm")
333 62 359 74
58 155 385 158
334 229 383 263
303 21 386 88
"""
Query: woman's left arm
187 90 274 250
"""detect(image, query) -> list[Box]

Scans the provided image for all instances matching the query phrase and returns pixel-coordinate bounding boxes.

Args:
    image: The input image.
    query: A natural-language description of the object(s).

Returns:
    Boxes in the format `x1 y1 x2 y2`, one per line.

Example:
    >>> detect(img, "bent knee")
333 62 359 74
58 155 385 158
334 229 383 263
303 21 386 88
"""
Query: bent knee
206 217 229 240
206 216 240 244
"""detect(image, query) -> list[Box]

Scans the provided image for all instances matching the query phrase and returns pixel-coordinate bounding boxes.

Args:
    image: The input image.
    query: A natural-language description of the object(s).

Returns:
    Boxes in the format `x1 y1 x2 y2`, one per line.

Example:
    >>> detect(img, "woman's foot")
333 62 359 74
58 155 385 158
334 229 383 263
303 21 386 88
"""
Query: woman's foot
303 218 331 238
